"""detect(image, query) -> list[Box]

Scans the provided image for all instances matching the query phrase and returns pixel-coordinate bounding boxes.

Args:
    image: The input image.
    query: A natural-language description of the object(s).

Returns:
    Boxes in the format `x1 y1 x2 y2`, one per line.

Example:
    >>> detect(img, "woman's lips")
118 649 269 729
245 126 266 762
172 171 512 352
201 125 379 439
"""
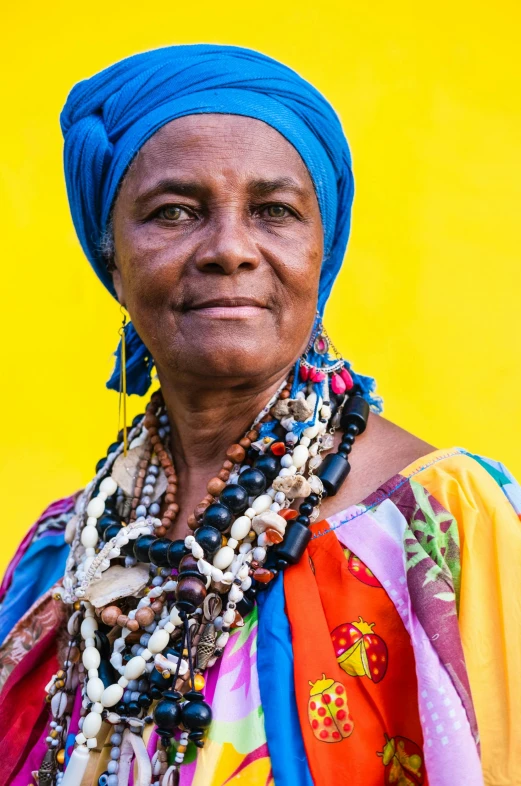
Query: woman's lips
186 298 267 319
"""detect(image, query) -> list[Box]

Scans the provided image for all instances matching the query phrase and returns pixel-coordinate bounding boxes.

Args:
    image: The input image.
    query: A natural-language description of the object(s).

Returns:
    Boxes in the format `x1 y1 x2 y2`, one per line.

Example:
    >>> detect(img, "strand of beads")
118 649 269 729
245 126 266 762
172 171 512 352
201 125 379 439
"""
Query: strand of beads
76 599 177 751
185 374 294 530
39 633 80 785
142 395 179 534
262 394 369 576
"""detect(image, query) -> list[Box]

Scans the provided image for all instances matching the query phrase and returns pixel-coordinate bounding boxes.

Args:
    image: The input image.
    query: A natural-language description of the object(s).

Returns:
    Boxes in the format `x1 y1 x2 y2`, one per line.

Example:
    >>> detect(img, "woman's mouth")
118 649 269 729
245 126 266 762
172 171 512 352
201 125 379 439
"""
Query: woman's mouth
186 297 268 319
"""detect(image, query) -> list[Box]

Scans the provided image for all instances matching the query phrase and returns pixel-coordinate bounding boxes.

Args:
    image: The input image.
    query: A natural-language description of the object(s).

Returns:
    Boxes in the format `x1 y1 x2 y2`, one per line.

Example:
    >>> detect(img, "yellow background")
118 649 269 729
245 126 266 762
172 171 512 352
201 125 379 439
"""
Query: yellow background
1 1 520 572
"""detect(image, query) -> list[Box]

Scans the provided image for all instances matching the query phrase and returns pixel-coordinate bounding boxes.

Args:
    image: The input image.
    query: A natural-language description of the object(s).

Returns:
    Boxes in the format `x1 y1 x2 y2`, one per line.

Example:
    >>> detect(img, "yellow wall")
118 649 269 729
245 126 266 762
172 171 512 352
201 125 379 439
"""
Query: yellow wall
2 1 520 572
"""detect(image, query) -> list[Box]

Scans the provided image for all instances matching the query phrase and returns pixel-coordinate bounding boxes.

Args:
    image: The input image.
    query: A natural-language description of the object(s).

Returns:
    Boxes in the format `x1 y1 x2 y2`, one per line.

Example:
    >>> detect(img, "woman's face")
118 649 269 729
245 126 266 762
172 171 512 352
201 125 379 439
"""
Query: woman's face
111 114 324 386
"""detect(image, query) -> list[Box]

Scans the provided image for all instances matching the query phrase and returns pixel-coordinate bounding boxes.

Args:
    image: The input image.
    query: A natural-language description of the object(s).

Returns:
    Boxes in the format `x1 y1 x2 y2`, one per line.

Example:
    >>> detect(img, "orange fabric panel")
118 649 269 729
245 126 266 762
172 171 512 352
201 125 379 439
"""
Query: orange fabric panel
284 521 427 786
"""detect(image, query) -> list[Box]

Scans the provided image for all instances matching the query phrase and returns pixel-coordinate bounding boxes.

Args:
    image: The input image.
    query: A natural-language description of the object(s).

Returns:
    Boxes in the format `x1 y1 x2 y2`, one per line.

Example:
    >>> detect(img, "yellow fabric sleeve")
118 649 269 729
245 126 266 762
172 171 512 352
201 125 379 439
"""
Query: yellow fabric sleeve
402 449 521 786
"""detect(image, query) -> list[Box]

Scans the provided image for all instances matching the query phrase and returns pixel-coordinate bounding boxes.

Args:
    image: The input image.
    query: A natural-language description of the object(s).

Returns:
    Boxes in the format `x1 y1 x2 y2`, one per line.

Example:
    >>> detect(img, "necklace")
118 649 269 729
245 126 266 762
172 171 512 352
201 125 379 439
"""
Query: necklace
41 334 370 786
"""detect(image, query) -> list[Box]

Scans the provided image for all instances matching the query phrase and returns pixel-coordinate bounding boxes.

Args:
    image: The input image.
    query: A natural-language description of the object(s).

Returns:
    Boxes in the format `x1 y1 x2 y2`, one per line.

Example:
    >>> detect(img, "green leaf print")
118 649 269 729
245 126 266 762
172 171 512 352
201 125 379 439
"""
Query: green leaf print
405 480 461 607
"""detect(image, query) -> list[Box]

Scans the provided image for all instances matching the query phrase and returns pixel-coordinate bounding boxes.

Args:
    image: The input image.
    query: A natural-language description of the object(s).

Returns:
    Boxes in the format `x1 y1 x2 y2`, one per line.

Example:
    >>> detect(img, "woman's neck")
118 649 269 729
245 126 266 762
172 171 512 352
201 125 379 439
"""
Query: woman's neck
156 366 292 535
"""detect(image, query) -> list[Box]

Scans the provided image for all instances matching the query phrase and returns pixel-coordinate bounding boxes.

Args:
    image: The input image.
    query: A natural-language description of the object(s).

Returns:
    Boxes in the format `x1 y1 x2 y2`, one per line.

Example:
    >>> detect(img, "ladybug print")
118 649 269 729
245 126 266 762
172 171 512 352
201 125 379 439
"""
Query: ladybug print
344 548 382 587
307 674 354 743
331 617 388 683
377 734 425 785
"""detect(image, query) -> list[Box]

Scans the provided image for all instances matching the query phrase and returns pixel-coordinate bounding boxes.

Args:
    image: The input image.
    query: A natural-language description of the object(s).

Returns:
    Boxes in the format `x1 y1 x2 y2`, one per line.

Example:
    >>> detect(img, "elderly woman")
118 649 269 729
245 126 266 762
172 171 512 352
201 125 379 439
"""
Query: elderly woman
0 44 519 786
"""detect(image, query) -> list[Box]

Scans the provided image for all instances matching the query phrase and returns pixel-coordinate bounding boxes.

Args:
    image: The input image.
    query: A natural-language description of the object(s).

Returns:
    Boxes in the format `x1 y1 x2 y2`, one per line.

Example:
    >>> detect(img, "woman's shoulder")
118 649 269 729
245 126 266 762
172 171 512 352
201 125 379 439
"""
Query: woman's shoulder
322 411 521 523
321 413 437 516
0 493 77 647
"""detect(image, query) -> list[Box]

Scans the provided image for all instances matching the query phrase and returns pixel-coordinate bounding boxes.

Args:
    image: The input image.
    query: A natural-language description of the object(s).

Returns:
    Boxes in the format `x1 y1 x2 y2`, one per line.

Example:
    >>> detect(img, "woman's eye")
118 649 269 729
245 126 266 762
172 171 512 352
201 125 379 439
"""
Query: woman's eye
155 205 192 221
263 204 292 219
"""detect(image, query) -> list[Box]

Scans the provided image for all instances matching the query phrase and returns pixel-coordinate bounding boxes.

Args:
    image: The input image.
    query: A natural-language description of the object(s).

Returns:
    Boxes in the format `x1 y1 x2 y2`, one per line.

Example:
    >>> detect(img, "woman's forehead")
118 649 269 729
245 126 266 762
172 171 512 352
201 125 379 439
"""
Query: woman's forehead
122 114 315 191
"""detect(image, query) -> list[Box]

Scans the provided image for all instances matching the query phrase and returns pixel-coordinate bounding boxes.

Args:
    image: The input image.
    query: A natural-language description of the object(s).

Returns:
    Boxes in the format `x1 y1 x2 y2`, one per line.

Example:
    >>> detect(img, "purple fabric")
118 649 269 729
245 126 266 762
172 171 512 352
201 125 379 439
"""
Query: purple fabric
10 723 49 786
0 496 75 646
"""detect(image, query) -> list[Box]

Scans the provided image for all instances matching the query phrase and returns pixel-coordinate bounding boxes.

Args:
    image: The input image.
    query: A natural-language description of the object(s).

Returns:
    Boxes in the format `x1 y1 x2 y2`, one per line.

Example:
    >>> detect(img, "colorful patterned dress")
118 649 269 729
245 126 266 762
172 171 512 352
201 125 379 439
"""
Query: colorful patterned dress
1 447 520 786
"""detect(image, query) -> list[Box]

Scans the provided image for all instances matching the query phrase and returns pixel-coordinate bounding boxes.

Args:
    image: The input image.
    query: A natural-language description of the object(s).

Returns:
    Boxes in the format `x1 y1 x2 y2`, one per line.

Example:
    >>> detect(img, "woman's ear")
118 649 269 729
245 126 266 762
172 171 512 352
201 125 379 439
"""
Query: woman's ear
112 267 126 308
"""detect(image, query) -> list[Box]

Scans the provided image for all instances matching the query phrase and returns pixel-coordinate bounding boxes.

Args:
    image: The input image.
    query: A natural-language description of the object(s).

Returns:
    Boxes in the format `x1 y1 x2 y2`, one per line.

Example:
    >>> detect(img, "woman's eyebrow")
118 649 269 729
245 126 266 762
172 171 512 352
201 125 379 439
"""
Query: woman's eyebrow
135 179 206 205
134 176 309 207
249 177 308 198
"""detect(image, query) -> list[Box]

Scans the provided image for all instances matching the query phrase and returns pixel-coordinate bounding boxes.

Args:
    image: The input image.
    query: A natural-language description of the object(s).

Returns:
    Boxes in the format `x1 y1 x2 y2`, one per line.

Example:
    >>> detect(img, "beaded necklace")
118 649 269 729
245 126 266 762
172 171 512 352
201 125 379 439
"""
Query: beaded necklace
41 330 370 786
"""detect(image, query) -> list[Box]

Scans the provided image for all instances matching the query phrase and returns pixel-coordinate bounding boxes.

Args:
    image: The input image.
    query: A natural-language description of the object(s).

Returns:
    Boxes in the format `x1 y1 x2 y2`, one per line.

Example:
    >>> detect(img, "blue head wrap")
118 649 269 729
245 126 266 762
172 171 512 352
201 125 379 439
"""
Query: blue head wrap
60 44 381 409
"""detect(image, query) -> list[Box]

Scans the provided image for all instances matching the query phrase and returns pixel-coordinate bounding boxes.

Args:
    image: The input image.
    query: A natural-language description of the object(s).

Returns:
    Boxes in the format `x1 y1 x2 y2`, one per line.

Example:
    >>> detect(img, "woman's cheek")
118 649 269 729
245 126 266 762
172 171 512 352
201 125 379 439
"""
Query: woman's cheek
123 248 182 303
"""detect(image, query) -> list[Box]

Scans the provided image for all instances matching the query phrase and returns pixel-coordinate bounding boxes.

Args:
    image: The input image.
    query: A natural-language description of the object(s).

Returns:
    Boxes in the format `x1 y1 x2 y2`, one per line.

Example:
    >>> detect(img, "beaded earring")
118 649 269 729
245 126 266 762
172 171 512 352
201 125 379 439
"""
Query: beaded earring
291 312 384 419
284 313 354 435
298 315 353 390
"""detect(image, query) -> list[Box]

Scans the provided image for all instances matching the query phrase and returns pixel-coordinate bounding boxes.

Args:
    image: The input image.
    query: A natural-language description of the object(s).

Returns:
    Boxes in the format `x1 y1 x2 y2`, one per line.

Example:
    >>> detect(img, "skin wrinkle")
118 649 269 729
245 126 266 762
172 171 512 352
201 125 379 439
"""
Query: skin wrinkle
110 113 435 536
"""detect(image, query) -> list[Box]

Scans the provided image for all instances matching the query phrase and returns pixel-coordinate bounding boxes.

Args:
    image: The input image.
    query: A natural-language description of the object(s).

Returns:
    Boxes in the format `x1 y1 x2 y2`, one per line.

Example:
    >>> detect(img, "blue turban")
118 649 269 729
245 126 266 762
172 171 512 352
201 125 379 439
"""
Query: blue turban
61 44 380 408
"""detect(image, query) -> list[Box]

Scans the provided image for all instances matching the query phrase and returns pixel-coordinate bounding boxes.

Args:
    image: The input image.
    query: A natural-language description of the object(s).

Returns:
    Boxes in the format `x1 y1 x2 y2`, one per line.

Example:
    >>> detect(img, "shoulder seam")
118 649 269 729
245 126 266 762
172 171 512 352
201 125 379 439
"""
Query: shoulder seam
313 448 466 541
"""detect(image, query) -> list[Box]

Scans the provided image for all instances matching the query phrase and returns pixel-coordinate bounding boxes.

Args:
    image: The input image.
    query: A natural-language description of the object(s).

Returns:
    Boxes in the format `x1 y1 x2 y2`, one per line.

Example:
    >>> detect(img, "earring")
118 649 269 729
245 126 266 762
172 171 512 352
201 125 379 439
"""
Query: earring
297 314 354 395
118 308 128 456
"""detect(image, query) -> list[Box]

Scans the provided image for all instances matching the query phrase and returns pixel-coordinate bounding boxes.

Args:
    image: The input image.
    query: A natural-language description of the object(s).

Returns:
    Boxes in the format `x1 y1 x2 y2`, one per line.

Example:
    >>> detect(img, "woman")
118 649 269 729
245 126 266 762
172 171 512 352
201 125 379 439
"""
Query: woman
0 44 519 786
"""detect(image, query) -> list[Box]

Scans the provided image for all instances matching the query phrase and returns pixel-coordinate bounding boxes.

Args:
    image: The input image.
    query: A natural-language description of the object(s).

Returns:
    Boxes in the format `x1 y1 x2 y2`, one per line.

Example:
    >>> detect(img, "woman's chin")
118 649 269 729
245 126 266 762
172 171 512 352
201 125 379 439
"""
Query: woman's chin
162 340 286 384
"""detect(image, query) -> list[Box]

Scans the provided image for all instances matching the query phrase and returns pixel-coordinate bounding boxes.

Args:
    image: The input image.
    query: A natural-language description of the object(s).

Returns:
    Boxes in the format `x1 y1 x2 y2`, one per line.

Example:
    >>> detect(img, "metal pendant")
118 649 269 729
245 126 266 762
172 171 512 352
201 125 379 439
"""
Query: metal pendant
196 623 217 671
37 748 58 786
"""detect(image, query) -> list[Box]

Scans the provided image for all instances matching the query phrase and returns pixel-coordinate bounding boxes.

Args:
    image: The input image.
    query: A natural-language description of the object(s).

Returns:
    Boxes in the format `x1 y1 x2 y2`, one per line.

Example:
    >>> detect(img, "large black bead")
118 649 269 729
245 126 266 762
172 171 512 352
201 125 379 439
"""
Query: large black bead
154 694 182 731
176 576 206 613
236 595 255 618
119 537 136 558
94 631 112 659
150 686 163 701
263 550 279 572
255 455 280 480
328 396 340 420
133 534 156 562
98 659 117 689
132 413 145 426
202 503 233 532
104 523 122 542
167 539 188 569
219 484 248 515
237 468 266 496
316 452 351 497
95 457 107 474
138 692 152 709
97 514 120 537
149 668 173 696
195 526 222 559
148 538 171 567
188 729 206 747
339 394 369 435
103 496 118 512
107 441 120 454
181 698 212 730
276 522 312 565
126 700 141 716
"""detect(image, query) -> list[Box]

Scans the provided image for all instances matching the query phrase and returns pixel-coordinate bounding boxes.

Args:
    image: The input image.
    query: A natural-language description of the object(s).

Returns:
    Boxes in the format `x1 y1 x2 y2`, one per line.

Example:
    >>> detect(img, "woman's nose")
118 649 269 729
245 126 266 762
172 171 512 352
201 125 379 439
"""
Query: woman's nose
193 212 260 274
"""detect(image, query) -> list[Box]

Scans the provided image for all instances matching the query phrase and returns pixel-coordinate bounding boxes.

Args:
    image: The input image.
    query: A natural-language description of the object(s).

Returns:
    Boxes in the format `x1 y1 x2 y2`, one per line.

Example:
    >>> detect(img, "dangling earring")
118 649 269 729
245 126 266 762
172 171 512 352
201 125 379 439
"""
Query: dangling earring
118 308 128 456
296 313 354 395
